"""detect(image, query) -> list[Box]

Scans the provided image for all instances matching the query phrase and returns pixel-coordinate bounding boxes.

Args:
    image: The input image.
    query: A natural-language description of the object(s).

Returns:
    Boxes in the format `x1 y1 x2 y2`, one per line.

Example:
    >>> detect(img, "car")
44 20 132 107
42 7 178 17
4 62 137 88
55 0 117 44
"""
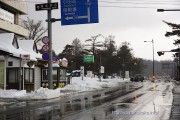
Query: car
130 74 144 82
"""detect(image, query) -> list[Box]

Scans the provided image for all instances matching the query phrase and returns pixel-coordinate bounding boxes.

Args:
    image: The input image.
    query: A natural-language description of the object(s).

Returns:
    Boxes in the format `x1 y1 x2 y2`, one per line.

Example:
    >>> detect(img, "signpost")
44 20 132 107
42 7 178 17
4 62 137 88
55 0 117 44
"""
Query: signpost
42 45 49 52
21 54 30 60
61 0 99 25
42 36 50 44
42 53 49 61
35 0 99 89
42 36 50 61
35 2 58 11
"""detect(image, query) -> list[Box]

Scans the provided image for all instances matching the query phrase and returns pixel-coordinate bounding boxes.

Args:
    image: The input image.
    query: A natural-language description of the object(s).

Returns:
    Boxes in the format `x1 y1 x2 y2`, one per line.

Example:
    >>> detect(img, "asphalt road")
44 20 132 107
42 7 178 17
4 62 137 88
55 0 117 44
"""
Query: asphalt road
58 80 173 120
0 80 173 120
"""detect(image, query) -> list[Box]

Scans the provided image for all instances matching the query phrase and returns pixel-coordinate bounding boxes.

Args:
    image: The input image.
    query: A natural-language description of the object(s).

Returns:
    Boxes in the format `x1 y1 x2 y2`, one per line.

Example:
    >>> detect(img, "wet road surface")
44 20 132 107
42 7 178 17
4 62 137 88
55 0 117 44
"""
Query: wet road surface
58 80 173 120
0 80 173 120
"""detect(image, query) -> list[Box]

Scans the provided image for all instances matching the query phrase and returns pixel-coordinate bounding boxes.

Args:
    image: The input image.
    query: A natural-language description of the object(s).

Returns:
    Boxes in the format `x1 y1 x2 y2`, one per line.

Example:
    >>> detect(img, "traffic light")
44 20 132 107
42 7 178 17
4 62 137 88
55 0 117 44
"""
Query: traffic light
175 53 179 57
157 51 165 56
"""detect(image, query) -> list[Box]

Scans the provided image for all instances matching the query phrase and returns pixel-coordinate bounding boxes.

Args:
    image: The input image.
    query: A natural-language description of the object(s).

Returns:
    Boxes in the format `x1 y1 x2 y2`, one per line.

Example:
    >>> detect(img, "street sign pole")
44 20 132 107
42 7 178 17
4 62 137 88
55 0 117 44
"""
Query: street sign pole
47 0 53 89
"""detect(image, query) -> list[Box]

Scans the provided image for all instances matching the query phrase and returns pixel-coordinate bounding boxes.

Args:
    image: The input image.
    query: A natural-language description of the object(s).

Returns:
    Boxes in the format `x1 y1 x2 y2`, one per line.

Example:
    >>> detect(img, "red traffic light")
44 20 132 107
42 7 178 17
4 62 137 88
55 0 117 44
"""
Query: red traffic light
157 51 165 56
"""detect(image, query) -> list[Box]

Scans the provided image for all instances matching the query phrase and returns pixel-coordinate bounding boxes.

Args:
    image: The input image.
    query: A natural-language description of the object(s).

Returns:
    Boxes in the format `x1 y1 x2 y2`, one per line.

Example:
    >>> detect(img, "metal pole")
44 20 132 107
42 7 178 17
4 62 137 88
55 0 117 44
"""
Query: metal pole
48 0 53 89
99 53 101 82
19 54 22 90
152 39 155 80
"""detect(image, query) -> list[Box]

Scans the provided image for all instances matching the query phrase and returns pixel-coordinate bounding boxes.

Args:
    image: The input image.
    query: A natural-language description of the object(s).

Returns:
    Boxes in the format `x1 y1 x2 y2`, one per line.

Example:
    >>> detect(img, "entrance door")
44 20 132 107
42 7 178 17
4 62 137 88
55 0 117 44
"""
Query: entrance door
0 61 4 89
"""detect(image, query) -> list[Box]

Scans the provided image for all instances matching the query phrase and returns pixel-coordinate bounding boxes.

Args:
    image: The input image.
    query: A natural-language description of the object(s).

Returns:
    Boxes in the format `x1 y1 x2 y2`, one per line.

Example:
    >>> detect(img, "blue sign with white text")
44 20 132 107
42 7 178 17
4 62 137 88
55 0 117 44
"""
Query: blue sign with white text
61 0 99 25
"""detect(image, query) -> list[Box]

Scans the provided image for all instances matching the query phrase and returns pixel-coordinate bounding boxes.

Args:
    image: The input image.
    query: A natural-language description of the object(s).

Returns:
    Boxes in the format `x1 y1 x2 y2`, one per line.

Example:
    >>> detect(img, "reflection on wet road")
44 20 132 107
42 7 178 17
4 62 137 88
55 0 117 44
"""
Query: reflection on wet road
57 81 173 120
0 80 173 120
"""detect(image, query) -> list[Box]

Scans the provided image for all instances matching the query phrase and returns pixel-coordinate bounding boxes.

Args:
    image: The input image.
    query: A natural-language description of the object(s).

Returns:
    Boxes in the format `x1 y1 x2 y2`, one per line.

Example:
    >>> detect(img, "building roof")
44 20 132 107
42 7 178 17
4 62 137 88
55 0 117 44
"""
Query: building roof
0 33 41 61
18 39 42 60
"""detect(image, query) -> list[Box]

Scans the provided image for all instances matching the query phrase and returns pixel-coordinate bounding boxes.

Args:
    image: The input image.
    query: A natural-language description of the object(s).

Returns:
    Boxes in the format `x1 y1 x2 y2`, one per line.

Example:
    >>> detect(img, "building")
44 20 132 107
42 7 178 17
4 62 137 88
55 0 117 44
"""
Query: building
0 0 29 37
0 33 41 91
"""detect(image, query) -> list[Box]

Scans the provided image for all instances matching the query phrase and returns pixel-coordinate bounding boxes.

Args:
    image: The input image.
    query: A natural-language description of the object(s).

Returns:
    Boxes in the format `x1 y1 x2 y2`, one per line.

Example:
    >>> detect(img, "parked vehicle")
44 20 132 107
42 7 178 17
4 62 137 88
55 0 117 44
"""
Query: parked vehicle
130 74 144 82
71 70 81 77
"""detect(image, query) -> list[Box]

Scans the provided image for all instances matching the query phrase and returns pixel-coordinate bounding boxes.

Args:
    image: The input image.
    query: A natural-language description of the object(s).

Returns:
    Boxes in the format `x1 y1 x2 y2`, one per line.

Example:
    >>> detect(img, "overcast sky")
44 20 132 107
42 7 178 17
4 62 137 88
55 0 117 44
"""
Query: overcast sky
23 0 180 61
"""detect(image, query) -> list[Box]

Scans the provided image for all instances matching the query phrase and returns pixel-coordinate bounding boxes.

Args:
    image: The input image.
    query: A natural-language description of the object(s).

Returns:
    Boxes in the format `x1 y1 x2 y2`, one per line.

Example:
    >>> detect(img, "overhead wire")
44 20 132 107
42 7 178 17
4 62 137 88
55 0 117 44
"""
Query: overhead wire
6 0 180 9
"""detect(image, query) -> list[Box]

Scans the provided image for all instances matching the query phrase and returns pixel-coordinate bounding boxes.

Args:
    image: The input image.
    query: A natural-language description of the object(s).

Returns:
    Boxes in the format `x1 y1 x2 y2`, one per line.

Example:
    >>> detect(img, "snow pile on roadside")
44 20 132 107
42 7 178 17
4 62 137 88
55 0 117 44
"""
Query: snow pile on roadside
62 77 130 92
62 83 95 91
0 89 26 98
28 87 61 99
0 88 61 100
0 77 130 100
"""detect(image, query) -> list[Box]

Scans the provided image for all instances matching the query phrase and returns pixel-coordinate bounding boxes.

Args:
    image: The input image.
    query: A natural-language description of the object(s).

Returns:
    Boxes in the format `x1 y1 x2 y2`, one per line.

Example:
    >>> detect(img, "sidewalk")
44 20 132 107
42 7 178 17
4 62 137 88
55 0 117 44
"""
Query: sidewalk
170 81 180 120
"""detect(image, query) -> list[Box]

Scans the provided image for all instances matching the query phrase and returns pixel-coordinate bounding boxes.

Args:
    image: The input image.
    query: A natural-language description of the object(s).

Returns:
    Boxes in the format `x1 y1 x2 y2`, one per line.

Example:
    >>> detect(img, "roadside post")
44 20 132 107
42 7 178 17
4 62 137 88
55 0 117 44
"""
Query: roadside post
35 1 58 89
35 0 99 88
80 66 84 80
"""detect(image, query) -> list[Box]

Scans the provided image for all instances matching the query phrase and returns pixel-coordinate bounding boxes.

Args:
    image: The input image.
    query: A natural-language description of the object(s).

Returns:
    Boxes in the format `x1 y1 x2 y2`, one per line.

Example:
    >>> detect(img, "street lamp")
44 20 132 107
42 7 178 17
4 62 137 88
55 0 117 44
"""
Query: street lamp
144 39 155 81
157 9 180 12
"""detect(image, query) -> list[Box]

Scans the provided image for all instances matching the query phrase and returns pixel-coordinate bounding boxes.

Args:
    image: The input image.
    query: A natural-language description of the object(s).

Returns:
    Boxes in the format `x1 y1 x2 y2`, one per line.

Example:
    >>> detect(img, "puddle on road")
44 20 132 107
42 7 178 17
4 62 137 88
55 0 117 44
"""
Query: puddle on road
117 104 129 108
121 93 144 103
1 85 144 120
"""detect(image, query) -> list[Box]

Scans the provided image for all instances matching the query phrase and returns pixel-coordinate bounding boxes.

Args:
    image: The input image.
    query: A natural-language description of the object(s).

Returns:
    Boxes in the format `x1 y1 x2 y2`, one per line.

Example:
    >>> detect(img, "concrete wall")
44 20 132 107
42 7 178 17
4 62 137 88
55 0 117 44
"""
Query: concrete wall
0 0 28 14
0 19 29 37
0 0 29 37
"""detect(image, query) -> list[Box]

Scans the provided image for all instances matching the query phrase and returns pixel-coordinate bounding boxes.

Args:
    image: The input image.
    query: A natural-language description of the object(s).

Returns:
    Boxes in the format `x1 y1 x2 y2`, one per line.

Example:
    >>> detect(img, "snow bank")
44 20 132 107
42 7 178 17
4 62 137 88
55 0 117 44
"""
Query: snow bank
62 77 130 92
27 87 61 99
0 89 26 98
0 77 130 100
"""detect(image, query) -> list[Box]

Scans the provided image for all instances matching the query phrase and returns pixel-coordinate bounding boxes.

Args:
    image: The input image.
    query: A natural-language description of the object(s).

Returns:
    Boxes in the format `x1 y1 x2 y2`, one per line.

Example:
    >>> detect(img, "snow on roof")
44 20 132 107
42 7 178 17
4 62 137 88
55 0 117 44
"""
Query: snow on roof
0 33 28 57
18 40 42 60
0 33 42 61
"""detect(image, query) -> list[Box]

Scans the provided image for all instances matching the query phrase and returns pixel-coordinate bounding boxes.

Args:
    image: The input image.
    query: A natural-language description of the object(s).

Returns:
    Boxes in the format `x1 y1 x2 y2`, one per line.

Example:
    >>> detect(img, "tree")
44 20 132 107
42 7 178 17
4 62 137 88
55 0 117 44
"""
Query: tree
72 38 83 56
163 21 180 45
84 34 103 55
22 17 47 43
104 35 117 55
116 42 134 77
101 35 117 74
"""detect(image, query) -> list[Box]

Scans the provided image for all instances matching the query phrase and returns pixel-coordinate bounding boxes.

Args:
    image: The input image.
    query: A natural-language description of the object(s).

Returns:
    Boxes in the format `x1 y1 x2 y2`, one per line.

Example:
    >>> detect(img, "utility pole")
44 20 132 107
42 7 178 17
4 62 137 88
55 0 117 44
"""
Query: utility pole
144 39 155 81
157 8 180 82
47 0 53 89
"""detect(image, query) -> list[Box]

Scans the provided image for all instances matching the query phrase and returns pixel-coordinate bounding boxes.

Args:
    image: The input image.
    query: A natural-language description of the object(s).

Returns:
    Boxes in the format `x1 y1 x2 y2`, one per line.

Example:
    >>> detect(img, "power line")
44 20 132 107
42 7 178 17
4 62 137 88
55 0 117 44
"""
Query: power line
7 0 180 5
99 1 180 6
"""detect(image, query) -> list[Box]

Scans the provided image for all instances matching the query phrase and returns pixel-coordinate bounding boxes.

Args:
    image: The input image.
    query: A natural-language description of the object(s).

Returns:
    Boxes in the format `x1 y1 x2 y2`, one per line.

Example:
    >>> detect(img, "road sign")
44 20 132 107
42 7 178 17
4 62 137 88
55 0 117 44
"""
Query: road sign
35 2 58 11
61 0 99 25
21 54 30 60
53 56 58 63
42 36 49 44
42 45 49 52
83 55 94 63
42 52 49 61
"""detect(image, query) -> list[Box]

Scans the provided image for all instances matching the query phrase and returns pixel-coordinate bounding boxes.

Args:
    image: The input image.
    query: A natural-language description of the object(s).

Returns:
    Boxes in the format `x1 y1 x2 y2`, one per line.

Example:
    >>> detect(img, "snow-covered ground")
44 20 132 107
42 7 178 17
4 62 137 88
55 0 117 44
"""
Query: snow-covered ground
0 77 130 100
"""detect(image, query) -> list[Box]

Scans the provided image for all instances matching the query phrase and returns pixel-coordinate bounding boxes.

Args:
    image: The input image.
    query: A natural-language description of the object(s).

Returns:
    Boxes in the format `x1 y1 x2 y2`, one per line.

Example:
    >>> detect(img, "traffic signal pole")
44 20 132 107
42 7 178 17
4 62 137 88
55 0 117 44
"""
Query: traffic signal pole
47 0 53 89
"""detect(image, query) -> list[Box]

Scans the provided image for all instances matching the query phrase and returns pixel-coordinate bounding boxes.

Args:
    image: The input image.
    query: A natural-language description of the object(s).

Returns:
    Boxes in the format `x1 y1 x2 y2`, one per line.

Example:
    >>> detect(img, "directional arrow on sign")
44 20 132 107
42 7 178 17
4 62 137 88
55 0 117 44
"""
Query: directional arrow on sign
61 0 98 25
65 16 89 20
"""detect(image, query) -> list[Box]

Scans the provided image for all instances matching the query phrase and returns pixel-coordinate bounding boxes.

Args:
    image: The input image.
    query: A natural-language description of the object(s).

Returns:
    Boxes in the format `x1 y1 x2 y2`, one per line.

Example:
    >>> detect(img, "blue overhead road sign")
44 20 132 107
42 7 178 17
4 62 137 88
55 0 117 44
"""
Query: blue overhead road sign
61 0 99 25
